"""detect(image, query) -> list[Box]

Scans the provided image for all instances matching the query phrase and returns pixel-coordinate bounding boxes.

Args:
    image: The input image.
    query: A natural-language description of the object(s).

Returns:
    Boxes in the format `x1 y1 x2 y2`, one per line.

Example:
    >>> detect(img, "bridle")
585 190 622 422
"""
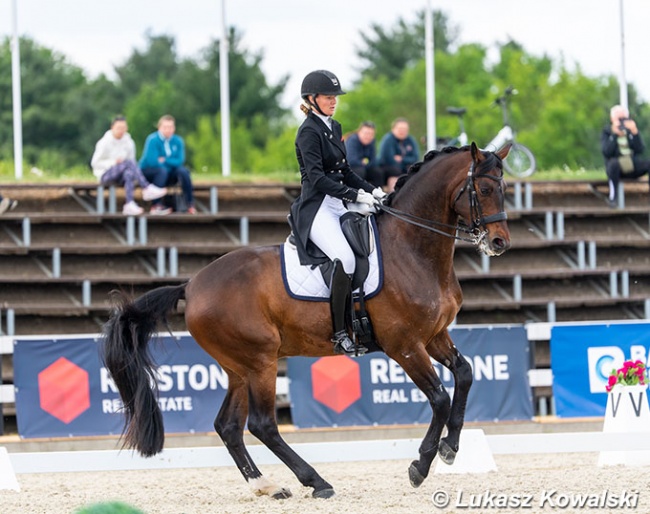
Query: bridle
375 160 507 246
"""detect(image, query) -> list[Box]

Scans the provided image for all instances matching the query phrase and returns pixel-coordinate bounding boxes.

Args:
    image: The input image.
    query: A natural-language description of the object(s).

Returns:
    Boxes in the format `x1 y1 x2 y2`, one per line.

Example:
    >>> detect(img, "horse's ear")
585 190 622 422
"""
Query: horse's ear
496 143 512 160
470 141 482 162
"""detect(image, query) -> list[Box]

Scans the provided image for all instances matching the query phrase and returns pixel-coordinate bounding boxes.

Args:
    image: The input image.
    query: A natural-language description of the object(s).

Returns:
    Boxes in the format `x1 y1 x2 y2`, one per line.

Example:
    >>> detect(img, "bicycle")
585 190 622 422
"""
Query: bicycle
444 86 537 177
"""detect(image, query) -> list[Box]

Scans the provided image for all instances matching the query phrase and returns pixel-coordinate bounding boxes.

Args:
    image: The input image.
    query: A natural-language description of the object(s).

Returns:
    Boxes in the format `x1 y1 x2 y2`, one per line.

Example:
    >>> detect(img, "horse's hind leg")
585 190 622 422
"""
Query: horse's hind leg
246 366 335 499
428 341 473 465
215 372 291 499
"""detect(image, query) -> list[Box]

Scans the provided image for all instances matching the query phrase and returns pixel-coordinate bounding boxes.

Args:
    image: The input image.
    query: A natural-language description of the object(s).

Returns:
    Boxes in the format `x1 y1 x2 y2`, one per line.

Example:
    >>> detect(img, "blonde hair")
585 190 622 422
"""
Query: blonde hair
299 101 312 116
157 114 175 127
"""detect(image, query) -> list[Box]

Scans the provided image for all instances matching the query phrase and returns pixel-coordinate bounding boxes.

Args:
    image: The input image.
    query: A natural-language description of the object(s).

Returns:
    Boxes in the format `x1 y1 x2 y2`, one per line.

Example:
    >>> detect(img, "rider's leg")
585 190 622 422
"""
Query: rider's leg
329 259 365 355
308 196 366 355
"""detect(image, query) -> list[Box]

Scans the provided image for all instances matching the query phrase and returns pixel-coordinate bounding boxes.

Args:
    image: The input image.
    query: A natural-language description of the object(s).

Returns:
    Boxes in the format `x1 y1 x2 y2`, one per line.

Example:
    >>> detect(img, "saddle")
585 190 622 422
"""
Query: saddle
287 212 378 350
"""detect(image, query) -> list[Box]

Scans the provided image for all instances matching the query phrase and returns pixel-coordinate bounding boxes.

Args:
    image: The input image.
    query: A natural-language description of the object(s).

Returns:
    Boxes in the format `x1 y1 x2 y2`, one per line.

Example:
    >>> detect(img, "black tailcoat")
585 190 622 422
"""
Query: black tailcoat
290 112 376 265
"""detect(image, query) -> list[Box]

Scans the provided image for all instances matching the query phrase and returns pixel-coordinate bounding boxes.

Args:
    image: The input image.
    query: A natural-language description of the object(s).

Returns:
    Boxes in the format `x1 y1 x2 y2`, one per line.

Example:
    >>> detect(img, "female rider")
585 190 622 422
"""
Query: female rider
289 70 386 356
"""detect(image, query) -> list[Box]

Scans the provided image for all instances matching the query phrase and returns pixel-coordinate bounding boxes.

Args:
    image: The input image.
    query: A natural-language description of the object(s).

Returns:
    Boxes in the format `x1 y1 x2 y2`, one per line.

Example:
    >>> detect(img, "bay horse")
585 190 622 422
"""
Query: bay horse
102 142 511 499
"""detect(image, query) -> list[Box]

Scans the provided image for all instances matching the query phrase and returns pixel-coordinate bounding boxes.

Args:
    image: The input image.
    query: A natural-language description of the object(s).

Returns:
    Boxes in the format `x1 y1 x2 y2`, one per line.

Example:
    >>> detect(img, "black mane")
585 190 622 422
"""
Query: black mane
383 145 503 208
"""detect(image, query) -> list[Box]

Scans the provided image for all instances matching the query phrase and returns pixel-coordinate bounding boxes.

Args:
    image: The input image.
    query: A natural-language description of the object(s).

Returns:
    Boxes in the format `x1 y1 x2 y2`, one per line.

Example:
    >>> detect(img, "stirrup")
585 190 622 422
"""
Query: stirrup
332 330 367 356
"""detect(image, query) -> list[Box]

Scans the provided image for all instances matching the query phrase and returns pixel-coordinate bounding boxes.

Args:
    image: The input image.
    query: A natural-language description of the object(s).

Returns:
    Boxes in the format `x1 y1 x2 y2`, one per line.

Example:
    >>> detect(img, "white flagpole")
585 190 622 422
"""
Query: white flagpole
425 0 436 151
11 0 23 179
220 0 231 176
618 0 628 110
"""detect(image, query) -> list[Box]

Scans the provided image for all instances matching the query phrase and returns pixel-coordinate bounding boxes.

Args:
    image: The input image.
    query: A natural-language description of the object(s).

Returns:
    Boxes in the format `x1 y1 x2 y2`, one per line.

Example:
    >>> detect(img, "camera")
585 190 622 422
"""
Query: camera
619 117 629 131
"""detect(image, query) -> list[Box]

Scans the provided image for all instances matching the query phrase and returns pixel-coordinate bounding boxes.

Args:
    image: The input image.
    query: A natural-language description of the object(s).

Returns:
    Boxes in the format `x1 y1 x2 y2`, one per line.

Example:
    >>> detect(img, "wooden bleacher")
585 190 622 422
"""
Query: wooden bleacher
0 179 648 335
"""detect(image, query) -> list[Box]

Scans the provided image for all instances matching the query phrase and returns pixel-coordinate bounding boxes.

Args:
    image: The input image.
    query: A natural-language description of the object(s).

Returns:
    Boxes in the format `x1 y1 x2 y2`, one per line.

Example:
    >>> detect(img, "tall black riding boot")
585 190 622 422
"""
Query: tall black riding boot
330 259 367 356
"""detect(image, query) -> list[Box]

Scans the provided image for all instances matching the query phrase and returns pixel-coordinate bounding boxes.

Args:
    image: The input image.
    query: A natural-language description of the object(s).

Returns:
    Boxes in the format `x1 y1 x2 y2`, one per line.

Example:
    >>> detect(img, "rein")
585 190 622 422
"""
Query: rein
376 161 507 246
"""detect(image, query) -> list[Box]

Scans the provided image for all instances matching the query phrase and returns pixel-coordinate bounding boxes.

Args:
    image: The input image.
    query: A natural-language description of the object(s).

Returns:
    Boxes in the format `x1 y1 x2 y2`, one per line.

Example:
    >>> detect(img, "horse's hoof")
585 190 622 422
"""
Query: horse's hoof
408 460 425 488
271 488 292 500
313 487 336 499
438 439 457 465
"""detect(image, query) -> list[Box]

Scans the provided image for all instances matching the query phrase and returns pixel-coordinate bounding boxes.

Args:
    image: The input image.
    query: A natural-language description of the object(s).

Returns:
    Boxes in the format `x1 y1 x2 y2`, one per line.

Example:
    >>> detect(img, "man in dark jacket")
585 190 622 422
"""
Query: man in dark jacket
345 121 383 187
601 105 650 207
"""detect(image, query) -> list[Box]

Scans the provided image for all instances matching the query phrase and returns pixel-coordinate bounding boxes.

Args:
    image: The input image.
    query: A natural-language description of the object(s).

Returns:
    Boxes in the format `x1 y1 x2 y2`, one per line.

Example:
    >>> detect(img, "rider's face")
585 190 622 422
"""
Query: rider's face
314 95 337 116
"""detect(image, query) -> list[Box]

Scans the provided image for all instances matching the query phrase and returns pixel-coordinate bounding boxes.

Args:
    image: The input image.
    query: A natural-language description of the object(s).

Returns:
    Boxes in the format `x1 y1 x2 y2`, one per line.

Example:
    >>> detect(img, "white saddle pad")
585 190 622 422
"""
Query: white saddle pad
281 221 383 302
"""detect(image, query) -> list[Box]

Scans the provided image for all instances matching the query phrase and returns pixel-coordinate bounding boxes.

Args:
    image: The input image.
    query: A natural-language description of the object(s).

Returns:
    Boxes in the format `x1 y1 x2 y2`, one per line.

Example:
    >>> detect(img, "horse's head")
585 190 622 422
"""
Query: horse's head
382 143 511 257
452 142 511 256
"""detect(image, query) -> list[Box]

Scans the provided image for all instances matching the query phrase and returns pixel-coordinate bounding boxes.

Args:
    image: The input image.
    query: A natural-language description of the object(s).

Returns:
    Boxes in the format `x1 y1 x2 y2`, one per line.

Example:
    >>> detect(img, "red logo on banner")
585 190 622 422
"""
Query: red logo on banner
311 356 361 413
38 357 91 423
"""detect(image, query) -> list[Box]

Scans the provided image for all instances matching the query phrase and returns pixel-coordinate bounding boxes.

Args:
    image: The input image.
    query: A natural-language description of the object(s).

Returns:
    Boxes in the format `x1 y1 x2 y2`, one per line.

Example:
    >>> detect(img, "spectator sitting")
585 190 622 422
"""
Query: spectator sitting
0 193 17 215
139 115 196 215
378 117 420 191
91 115 167 215
345 121 384 188
601 104 650 208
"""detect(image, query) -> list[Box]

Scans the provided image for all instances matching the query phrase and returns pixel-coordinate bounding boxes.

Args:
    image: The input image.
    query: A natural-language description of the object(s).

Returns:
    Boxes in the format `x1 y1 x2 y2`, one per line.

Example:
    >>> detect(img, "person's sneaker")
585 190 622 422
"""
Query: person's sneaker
187 206 197 215
0 197 18 215
142 184 167 201
607 198 617 209
122 201 144 216
150 205 173 215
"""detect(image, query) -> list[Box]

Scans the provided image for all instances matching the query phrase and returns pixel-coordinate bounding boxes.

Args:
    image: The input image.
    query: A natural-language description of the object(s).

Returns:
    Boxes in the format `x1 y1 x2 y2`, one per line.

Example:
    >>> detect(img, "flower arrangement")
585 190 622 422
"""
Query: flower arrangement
606 360 647 392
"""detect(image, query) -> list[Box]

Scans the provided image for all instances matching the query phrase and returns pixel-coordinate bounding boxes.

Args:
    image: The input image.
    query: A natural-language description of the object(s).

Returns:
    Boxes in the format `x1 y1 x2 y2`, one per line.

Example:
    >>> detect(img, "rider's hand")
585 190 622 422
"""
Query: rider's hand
372 187 387 202
356 189 376 206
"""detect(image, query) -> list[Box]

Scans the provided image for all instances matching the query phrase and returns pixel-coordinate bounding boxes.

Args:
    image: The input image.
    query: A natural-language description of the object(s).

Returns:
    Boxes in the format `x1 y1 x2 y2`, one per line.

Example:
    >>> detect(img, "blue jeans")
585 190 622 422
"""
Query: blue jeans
142 166 194 207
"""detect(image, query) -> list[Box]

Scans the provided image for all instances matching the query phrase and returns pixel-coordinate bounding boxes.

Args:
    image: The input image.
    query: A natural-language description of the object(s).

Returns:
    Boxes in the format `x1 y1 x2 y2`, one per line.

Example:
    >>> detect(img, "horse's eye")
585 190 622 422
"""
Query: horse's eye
480 187 492 196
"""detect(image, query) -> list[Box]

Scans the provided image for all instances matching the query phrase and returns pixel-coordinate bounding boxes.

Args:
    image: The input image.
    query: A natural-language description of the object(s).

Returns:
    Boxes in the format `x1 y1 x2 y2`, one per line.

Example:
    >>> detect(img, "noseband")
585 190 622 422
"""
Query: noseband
376 160 507 245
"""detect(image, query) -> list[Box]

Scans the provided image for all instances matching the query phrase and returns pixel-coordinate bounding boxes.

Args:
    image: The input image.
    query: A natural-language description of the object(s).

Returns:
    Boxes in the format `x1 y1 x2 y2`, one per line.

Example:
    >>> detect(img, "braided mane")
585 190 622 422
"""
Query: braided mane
384 146 468 207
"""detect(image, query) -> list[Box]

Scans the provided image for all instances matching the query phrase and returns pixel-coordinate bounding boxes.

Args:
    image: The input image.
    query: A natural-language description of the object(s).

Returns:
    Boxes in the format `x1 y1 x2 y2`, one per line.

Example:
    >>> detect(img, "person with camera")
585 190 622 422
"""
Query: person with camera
601 105 650 208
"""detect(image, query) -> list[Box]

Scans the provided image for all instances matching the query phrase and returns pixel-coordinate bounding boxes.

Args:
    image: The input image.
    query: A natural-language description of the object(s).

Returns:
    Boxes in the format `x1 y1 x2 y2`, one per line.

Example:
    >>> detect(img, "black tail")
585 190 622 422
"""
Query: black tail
101 284 187 457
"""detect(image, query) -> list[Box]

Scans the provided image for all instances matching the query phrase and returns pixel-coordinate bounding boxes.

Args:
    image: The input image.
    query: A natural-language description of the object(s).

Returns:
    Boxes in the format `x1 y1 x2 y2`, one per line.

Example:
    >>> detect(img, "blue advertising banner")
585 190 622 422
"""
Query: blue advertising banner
287 326 533 428
13 334 227 438
551 322 650 417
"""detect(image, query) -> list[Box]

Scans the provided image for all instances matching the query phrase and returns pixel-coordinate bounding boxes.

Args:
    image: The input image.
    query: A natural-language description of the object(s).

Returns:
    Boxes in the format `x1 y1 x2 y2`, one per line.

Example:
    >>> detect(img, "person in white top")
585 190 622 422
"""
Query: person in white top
91 116 167 215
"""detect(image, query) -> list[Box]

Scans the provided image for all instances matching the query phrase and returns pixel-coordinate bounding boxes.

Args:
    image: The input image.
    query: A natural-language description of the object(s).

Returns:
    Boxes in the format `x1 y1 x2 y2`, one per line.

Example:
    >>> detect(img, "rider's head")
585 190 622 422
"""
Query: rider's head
300 70 346 116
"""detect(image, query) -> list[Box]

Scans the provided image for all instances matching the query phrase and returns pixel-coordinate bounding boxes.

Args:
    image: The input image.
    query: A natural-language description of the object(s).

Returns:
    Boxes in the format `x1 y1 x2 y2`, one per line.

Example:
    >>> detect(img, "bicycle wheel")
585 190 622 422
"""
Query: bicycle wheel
503 143 536 178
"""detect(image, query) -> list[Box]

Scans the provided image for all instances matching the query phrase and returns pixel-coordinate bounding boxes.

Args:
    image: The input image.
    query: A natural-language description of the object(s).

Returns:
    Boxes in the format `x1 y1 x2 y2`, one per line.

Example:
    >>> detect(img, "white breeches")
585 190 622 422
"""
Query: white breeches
309 195 355 274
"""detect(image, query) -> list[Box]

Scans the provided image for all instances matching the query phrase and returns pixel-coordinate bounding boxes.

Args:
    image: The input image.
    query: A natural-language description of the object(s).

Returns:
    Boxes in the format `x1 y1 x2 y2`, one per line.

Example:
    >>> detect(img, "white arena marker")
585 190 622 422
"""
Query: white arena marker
0 447 20 491
598 385 650 467
434 429 497 474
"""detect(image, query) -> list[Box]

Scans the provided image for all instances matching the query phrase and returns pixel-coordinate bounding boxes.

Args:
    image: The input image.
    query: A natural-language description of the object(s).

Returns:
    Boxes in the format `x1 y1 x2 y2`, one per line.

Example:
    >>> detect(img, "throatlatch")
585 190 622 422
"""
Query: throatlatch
329 259 368 356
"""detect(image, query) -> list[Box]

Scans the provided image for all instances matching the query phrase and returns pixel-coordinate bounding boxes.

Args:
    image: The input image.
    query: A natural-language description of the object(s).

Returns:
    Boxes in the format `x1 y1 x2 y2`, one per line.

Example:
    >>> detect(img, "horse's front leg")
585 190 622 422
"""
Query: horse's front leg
388 346 451 488
427 334 473 465
246 365 335 499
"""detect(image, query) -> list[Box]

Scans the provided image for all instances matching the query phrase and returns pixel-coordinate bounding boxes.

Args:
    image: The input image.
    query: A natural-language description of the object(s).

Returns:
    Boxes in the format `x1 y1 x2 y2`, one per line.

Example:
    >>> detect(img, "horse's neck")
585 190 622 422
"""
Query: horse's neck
378 190 458 273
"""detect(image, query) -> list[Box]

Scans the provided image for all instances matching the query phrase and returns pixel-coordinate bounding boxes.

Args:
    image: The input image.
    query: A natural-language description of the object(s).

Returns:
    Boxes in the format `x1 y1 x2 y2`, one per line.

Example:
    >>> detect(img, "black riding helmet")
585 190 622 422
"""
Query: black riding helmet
301 70 345 115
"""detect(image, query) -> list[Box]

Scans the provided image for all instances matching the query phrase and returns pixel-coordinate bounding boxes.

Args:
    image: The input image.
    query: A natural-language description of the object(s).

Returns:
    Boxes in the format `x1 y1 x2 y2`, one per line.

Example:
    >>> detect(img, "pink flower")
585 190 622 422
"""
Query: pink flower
606 360 647 391
606 375 618 392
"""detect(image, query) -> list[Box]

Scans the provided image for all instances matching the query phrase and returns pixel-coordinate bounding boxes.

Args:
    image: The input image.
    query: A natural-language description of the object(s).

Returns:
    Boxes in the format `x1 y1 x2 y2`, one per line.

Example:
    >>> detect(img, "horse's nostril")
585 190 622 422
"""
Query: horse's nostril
492 237 509 250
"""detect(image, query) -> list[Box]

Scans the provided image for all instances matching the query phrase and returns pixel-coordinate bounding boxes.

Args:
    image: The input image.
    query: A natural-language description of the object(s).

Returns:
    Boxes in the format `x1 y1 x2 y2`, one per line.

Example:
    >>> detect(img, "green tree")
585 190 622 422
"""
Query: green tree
0 37 91 168
356 10 459 81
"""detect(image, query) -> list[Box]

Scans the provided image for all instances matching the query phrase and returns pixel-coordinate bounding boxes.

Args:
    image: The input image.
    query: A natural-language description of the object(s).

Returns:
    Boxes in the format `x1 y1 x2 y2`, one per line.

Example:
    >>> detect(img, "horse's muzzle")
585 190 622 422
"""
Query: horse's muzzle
487 235 511 256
